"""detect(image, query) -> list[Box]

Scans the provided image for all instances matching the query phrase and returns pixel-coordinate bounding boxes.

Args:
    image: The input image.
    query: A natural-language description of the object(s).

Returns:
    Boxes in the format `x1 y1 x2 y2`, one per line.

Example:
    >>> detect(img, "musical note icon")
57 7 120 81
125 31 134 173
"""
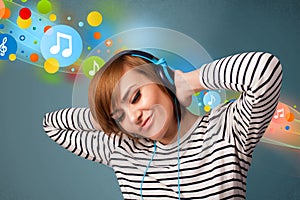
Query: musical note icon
207 95 216 106
274 108 284 119
0 37 8 56
89 60 100 76
50 32 72 58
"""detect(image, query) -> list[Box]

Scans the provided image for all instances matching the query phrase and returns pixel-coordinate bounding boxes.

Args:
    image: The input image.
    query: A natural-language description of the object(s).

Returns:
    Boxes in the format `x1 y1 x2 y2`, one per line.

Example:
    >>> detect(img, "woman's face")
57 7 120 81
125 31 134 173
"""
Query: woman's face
111 65 176 141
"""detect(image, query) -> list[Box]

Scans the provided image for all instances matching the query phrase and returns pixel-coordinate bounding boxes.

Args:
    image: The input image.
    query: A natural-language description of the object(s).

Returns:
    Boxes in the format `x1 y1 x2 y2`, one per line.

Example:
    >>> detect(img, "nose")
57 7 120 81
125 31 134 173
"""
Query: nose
127 106 142 125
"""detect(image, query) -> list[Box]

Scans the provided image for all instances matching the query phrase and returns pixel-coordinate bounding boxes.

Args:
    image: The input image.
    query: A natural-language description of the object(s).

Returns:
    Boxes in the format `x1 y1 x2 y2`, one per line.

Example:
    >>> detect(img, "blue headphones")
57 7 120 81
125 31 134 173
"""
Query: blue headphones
106 49 176 94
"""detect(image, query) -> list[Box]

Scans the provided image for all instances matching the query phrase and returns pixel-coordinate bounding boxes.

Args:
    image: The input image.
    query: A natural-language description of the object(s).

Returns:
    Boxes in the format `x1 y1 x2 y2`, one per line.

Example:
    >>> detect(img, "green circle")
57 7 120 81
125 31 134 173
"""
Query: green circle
82 56 105 79
21 0 27 2
37 0 52 14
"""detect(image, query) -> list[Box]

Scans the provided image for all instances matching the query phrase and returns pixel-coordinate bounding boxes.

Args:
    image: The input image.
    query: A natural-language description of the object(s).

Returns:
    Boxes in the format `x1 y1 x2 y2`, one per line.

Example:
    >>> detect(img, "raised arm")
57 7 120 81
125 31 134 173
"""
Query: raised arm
42 107 121 165
176 52 283 155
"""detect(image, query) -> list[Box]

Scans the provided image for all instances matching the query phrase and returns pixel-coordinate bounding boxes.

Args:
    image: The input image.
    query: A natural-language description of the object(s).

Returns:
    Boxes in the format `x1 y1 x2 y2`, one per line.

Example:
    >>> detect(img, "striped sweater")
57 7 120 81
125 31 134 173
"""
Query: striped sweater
43 52 282 199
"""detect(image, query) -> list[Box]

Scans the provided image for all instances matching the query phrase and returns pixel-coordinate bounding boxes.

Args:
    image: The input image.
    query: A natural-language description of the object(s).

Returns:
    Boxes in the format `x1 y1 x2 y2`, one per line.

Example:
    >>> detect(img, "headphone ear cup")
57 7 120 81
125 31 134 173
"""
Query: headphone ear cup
154 65 176 94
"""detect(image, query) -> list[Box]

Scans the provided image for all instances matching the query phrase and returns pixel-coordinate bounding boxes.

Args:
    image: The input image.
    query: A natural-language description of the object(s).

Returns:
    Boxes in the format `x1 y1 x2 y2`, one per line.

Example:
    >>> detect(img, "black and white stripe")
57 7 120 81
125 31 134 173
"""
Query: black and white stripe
43 52 282 199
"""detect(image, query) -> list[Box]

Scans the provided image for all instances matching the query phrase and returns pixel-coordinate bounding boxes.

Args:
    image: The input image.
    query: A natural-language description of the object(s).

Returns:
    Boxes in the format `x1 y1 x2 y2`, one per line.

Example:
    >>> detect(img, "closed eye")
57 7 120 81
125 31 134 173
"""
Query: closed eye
131 89 141 104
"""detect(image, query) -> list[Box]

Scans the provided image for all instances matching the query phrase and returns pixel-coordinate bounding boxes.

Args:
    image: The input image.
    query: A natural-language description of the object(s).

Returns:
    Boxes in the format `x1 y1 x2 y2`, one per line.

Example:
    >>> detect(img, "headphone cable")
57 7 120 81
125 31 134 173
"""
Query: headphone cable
140 141 157 200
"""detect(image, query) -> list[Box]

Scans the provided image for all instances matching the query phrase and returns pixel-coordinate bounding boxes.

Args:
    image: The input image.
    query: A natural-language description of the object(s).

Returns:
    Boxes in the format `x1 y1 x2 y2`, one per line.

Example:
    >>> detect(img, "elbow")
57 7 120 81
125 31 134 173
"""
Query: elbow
261 52 283 83
265 52 282 73
42 112 56 132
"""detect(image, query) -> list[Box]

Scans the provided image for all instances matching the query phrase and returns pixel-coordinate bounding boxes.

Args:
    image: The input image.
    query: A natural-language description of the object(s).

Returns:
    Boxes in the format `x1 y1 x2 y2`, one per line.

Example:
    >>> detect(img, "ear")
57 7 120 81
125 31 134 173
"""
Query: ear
154 64 176 93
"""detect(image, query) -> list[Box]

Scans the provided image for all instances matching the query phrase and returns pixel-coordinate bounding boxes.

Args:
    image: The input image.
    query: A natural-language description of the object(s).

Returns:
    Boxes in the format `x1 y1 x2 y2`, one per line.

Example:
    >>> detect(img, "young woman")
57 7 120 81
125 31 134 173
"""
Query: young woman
43 51 282 199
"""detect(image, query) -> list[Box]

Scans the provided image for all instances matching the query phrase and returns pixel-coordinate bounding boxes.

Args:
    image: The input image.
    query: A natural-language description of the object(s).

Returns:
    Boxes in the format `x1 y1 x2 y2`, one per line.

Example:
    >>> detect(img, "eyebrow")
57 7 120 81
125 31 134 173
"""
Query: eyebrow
121 84 137 103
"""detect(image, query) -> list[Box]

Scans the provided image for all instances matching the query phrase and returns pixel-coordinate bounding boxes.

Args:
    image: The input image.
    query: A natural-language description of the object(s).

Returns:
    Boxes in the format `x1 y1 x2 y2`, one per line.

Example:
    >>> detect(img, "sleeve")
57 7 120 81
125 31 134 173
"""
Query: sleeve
199 52 283 155
42 107 121 166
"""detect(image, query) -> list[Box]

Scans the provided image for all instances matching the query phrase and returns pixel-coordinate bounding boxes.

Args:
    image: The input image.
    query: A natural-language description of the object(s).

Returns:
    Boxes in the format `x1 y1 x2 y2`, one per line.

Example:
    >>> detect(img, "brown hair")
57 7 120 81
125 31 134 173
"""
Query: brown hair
88 53 173 138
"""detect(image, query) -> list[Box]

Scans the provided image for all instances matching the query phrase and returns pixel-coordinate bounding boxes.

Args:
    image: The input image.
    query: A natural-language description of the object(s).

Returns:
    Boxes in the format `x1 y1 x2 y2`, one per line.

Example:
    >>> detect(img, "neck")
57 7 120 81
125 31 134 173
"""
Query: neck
158 108 198 145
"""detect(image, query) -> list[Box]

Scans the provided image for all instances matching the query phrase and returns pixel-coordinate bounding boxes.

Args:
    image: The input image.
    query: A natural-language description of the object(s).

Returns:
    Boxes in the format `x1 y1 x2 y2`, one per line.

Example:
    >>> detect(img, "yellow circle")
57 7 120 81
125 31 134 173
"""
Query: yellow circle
204 105 211 112
44 58 60 74
17 16 32 29
87 11 102 27
49 13 57 21
9 54 17 61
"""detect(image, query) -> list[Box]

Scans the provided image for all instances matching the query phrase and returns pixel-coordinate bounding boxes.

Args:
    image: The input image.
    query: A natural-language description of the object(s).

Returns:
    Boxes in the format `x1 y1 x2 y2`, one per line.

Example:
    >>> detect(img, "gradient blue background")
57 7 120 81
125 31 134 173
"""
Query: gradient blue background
0 0 300 199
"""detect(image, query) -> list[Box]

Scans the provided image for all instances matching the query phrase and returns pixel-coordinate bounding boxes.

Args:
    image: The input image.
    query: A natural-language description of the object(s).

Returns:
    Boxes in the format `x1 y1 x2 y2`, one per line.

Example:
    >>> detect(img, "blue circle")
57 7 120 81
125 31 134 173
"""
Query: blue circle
78 21 84 27
203 91 221 109
0 34 17 60
285 126 290 130
0 24 4 29
19 35 25 41
40 25 83 67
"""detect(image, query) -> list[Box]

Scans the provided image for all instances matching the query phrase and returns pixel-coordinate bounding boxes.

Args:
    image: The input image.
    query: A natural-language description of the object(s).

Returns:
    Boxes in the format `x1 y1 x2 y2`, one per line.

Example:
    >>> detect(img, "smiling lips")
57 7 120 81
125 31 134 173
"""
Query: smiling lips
141 113 153 130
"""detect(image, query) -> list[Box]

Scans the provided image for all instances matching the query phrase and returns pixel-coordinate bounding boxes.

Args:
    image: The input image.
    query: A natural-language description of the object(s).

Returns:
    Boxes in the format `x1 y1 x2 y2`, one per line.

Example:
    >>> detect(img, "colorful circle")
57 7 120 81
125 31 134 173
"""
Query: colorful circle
17 16 32 29
19 7 31 20
37 0 52 14
49 13 56 21
78 21 84 27
285 112 295 122
0 34 17 60
1 7 11 19
9 54 16 61
19 35 25 41
40 25 83 67
44 25 52 33
203 91 221 109
105 39 113 47
30 53 39 62
0 0 5 19
82 56 105 79
87 11 102 27
204 105 211 112
94 31 101 40
44 58 59 74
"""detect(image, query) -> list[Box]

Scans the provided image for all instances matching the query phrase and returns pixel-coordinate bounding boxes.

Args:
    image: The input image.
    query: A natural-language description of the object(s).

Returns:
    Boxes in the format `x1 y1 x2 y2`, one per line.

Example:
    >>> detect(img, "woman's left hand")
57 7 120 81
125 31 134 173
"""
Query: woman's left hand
174 69 206 107
174 70 194 107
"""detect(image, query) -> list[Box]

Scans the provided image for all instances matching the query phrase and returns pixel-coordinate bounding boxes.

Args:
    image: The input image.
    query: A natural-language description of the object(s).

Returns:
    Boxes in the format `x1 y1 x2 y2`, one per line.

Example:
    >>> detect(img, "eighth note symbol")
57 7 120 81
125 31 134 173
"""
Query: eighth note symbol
50 32 73 58
208 95 216 106
274 108 284 119
89 60 100 76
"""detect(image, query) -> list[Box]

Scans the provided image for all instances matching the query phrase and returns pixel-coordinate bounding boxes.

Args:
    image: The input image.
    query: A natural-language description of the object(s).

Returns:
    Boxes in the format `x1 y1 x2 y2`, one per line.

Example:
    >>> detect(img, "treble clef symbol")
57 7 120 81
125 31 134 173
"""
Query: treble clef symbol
0 37 8 56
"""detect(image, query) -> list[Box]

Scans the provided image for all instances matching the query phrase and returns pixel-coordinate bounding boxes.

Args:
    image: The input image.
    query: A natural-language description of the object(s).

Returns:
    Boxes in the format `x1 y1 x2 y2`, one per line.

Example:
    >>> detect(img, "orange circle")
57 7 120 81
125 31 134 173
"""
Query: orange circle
1 7 11 19
93 31 101 40
30 53 39 62
105 39 113 47
44 25 52 33
285 112 295 122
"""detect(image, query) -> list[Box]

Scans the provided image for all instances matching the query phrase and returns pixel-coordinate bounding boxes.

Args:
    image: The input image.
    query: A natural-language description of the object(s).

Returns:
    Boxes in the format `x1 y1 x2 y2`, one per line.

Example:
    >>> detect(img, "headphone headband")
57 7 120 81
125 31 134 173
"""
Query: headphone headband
105 50 175 93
